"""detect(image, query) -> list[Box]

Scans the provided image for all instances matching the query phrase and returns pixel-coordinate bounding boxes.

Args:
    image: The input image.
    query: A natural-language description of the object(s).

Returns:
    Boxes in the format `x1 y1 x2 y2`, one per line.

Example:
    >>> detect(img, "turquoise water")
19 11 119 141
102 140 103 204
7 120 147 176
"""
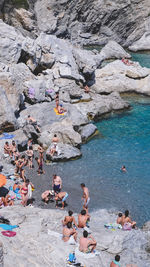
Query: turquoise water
131 52 150 68
46 96 150 227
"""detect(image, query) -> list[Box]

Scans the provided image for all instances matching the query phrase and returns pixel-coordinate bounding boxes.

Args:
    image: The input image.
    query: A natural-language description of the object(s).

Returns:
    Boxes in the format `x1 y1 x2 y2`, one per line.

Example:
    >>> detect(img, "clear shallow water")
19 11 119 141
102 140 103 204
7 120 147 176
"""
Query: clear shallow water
42 96 150 227
130 52 150 68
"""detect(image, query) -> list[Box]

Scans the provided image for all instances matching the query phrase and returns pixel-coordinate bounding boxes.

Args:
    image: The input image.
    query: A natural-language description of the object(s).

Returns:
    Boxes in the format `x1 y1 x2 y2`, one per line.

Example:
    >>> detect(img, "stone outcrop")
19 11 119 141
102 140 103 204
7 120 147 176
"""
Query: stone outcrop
129 32 150 52
46 143 82 161
92 60 150 95
99 40 131 60
0 206 149 267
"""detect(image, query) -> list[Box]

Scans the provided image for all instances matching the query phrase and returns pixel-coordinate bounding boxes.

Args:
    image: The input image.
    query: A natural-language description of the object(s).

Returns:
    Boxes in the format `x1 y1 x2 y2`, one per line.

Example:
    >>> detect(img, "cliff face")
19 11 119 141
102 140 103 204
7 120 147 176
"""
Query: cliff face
1 0 150 46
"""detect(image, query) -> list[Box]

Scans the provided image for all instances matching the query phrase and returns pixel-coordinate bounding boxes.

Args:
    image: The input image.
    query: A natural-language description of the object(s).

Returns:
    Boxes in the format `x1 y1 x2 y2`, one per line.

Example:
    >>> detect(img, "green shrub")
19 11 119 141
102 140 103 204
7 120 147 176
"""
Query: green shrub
12 0 29 9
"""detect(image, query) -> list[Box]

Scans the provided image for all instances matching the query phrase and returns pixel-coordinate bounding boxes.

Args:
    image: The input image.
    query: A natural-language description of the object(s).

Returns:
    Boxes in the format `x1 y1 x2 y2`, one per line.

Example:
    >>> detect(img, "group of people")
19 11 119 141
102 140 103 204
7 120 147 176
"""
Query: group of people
1 113 138 266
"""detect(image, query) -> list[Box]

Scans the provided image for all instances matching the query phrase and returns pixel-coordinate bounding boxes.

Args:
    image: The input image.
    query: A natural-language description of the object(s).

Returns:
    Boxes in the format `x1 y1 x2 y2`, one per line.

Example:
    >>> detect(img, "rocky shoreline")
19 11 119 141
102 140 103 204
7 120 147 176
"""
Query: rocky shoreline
0 1 150 266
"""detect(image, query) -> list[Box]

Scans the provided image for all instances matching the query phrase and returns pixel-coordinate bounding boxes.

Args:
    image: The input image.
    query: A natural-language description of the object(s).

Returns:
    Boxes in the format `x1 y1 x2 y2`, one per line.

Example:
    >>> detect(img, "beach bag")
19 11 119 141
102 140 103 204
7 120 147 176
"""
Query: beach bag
123 222 132 231
68 253 76 263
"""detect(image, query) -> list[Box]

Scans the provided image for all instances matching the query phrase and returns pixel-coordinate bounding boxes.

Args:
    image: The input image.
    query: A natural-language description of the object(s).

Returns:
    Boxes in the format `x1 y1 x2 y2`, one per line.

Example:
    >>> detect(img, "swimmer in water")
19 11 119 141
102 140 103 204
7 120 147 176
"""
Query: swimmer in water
121 165 127 172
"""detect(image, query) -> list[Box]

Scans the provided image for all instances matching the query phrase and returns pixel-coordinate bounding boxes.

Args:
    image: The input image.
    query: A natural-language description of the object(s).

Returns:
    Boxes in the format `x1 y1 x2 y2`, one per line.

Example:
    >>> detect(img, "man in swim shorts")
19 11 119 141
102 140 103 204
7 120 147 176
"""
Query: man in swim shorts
62 210 78 228
55 191 68 209
78 209 90 228
81 183 90 211
110 255 121 267
79 230 97 253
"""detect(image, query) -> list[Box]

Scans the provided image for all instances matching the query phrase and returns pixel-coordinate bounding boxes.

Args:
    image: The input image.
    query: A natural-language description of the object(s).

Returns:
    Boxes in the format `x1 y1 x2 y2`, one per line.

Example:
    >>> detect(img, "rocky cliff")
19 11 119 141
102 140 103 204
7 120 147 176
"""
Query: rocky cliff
1 0 150 47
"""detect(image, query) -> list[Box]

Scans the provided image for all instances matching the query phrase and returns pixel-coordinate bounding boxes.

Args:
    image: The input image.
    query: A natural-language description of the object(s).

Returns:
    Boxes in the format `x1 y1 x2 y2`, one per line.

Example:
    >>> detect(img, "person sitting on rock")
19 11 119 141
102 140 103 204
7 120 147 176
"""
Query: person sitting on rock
62 210 78 228
110 255 121 267
117 212 123 226
79 230 97 253
55 191 68 209
84 85 90 93
62 222 77 243
26 115 41 133
4 141 12 157
78 209 90 228
52 174 62 193
49 134 59 156
57 103 66 114
122 210 136 229
4 194 14 206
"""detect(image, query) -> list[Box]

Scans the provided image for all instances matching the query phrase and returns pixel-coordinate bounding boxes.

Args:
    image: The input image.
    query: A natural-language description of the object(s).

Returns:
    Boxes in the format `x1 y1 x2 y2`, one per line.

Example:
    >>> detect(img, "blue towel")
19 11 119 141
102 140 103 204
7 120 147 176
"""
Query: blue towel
0 224 19 231
0 133 15 140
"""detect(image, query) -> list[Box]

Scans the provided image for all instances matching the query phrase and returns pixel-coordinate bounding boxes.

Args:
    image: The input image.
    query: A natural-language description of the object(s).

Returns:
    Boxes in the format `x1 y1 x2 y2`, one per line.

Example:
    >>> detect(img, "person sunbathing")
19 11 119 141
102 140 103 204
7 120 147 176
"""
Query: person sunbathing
79 230 97 253
122 210 136 228
62 222 77 243
78 209 90 228
57 104 66 114
117 212 123 226
62 210 78 228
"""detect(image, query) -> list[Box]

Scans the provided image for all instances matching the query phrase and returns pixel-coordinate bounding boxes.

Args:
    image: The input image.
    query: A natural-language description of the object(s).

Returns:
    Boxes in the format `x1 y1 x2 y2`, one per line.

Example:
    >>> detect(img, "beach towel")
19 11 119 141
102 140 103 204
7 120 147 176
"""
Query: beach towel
1 230 16 237
104 223 122 230
0 224 19 231
0 133 15 140
54 108 65 115
75 247 97 258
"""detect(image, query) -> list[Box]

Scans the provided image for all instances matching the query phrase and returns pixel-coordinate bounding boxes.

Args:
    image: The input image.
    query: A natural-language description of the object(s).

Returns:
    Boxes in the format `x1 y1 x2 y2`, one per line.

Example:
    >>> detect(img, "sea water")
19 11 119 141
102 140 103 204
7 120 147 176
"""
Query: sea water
34 52 150 227
51 95 150 227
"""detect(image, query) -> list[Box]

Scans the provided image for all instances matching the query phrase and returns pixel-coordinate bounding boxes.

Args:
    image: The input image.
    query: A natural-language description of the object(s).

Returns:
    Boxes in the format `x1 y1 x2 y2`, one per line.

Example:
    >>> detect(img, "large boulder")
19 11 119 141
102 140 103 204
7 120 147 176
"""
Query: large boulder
0 20 24 64
92 60 150 95
129 32 150 52
80 123 98 142
46 143 82 161
0 62 35 112
0 87 17 133
39 120 82 148
74 92 129 121
100 40 131 60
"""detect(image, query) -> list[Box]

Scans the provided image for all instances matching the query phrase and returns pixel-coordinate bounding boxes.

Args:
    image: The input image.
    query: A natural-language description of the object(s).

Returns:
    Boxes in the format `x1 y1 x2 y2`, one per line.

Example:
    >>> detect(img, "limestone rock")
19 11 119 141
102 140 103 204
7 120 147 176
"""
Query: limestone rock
129 32 150 52
14 8 35 31
100 40 131 60
38 120 82 148
0 20 24 64
46 143 82 161
0 87 17 133
80 123 98 142
92 60 150 95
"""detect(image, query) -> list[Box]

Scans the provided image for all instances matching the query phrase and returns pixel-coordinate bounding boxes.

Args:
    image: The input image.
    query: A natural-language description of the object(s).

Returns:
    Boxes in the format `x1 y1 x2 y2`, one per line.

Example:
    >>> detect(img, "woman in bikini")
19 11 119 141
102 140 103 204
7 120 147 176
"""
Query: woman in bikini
21 180 28 206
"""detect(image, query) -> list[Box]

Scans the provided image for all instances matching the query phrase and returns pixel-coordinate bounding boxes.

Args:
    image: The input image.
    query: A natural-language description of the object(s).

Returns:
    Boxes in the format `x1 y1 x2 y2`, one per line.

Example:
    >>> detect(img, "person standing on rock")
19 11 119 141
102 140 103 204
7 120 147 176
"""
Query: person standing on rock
110 255 121 267
81 183 90 211
35 156 45 175
52 174 62 193
38 144 44 160
55 92 59 111
4 142 12 158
